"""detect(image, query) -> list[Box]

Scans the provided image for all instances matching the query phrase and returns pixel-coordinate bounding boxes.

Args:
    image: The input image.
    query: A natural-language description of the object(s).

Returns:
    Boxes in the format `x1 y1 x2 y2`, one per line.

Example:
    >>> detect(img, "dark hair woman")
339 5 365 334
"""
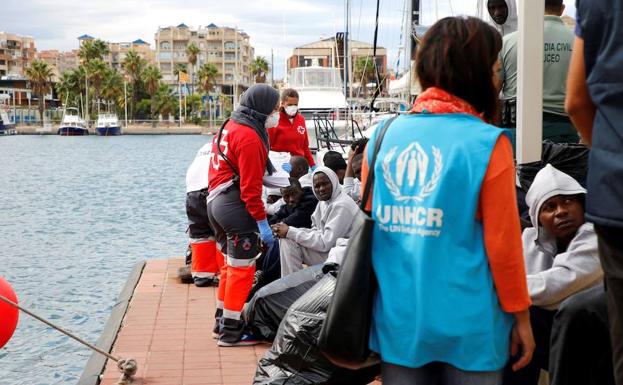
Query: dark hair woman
267 88 316 169
207 83 280 347
360 17 534 384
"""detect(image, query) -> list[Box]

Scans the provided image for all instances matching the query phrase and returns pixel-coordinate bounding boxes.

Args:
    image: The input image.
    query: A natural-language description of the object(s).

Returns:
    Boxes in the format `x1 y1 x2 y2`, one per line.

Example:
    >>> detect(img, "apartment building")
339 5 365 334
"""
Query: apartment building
0 31 36 78
78 34 155 71
154 23 254 97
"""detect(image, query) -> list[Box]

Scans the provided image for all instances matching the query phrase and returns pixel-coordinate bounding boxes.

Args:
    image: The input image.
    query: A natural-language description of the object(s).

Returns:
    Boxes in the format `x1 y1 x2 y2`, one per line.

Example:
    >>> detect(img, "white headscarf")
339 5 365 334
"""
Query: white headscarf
311 166 342 202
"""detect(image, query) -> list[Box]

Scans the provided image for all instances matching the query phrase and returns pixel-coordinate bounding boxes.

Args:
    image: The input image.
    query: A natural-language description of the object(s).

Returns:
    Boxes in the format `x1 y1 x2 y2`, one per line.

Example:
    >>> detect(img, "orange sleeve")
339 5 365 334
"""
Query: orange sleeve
360 146 372 212
479 135 531 313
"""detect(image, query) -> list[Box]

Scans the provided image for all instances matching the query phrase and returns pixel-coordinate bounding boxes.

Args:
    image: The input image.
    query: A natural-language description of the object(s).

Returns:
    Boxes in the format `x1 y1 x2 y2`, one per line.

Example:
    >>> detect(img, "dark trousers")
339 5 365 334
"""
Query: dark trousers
595 225 623 385
549 284 614 385
503 306 556 385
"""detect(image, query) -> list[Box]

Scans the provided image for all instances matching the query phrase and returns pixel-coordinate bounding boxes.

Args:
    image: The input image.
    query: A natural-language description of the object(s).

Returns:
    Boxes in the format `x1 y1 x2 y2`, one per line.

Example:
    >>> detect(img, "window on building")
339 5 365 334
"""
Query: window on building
160 42 171 50
224 53 235 61
159 52 172 60
224 41 235 50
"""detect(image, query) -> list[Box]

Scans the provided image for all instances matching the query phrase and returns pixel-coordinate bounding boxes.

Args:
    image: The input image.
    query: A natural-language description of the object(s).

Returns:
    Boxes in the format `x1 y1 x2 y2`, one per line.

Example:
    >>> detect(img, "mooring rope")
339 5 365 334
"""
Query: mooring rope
0 293 137 384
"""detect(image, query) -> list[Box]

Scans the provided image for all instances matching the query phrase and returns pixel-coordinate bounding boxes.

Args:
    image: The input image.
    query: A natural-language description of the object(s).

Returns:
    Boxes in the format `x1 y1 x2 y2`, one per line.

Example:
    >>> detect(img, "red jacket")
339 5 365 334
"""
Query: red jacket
268 112 316 167
208 120 268 221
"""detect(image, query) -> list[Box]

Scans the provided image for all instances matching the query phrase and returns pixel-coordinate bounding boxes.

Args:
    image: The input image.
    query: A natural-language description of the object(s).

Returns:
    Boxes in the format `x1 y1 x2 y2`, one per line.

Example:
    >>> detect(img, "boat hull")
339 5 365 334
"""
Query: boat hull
96 126 122 136
58 126 89 136
0 122 17 135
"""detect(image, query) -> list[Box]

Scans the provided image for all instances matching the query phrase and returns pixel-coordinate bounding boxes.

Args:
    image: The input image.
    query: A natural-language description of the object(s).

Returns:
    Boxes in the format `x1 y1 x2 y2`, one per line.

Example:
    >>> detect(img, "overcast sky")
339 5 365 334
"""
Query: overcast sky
1 0 576 79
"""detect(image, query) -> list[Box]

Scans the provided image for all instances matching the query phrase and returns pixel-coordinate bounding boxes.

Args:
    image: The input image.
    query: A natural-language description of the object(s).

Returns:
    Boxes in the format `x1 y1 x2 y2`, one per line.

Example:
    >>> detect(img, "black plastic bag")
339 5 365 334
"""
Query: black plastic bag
245 265 324 341
517 141 589 191
253 274 380 385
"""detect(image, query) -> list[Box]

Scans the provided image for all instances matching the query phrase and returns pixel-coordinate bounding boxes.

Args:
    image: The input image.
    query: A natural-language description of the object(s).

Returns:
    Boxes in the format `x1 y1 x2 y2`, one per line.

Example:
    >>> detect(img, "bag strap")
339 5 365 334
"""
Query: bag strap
359 115 398 210
215 119 240 178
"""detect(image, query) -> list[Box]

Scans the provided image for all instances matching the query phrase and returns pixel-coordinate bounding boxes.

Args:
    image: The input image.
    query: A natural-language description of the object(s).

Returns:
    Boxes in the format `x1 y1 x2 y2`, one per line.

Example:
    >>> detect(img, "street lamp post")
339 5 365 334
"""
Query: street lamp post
124 79 128 127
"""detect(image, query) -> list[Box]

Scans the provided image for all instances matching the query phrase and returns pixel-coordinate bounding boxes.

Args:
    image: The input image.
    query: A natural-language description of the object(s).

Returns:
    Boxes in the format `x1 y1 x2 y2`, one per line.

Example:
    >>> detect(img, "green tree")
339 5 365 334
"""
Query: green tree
197 63 218 94
186 42 199 93
86 59 109 114
250 56 269 83
25 59 54 126
154 84 177 119
354 57 376 97
173 63 188 80
78 39 110 64
56 70 80 108
101 69 124 112
142 65 162 119
197 63 219 118
122 49 146 119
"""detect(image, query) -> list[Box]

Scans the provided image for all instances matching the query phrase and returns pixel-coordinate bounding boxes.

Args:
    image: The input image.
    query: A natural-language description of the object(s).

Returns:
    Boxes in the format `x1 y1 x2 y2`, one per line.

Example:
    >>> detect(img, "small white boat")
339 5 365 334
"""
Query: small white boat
96 114 121 136
58 108 89 136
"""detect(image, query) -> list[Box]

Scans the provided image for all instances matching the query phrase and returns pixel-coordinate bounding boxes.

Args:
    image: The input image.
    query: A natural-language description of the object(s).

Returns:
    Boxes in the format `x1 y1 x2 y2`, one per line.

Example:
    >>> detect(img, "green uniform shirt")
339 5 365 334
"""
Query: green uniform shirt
499 15 575 116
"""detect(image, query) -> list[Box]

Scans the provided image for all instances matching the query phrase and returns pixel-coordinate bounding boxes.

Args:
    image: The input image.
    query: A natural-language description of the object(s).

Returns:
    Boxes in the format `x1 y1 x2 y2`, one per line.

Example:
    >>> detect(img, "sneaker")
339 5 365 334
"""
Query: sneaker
193 276 214 287
217 331 263 347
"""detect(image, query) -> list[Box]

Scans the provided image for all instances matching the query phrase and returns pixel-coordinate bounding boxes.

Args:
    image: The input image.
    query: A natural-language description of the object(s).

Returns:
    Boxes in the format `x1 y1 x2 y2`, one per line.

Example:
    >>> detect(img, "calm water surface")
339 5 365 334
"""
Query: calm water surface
0 135 210 385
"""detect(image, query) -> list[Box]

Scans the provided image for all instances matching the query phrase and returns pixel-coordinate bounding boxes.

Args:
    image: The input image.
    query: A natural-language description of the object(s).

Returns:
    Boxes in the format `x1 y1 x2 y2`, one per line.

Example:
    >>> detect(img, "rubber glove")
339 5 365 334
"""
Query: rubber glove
257 219 274 246
310 165 318 171
281 162 292 173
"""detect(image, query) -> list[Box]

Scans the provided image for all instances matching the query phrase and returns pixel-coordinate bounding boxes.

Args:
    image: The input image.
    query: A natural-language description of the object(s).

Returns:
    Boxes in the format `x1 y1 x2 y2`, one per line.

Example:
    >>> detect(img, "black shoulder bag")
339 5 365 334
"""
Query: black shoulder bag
318 116 396 369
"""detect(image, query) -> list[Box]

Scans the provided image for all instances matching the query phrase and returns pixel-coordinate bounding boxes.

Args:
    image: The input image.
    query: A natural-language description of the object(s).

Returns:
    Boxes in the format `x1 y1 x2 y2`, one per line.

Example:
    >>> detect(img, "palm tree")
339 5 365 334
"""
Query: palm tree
197 63 219 94
101 69 124 112
25 59 54 126
122 49 145 119
197 63 219 118
173 63 188 80
250 56 269 83
186 43 199 93
154 83 177 119
78 39 110 64
56 71 79 107
353 57 376 97
142 65 162 119
86 59 108 114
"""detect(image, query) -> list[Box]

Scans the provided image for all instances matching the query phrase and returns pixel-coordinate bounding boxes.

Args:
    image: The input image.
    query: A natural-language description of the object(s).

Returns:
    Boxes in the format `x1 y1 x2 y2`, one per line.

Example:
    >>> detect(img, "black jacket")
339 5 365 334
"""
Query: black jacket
270 187 318 228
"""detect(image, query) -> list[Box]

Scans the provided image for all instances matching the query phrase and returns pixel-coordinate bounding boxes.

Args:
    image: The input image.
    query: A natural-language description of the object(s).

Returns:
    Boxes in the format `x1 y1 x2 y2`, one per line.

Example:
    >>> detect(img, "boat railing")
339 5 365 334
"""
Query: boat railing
312 111 365 153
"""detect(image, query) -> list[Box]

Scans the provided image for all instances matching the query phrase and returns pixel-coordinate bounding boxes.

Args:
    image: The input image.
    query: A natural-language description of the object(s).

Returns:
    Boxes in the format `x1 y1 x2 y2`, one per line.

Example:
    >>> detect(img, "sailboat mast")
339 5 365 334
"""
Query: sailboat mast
344 0 350 100
406 0 420 103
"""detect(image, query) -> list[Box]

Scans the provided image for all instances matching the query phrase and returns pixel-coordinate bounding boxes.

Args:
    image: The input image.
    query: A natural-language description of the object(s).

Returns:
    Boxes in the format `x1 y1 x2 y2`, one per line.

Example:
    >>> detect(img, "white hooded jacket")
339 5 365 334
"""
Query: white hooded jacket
523 164 603 310
286 167 359 253
486 0 518 37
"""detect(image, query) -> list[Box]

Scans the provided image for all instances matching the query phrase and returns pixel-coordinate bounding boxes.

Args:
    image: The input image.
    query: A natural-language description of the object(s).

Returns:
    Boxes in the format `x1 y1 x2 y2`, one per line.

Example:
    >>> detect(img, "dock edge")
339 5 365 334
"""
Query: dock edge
77 260 147 385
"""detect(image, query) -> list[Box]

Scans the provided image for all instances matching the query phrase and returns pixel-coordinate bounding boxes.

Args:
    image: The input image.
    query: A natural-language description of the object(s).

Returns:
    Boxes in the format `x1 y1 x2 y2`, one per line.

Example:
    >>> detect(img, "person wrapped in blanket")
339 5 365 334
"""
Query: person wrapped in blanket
271 167 359 277
249 178 319 299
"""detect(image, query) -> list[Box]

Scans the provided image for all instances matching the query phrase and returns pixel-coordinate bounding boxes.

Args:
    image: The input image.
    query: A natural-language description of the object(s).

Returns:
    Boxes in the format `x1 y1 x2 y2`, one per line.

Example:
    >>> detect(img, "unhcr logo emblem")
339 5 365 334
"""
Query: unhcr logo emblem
382 142 443 202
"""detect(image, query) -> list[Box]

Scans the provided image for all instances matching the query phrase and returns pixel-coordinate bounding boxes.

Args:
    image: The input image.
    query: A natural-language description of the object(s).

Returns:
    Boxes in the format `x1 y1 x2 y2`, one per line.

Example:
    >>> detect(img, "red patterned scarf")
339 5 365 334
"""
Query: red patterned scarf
411 87 483 121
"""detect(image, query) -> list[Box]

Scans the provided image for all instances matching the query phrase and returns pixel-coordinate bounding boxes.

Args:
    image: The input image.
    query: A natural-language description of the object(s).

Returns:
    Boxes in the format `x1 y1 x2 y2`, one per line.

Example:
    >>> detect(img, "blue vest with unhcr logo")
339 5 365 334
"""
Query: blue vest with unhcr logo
367 113 514 371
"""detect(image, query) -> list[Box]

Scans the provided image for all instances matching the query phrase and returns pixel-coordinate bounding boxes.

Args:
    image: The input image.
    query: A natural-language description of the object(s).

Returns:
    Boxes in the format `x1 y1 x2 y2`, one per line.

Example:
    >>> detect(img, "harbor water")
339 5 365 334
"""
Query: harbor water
0 135 210 385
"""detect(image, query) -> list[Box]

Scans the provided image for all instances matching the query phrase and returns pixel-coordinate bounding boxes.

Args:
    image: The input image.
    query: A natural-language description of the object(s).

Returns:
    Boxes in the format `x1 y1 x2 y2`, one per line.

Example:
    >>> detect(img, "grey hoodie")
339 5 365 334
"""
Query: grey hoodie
523 164 603 310
286 167 360 253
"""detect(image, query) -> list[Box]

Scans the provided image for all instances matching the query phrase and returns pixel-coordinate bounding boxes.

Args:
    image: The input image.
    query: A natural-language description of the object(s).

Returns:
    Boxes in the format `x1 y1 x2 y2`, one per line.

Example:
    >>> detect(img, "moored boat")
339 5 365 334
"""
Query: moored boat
0 95 16 135
96 114 122 136
0 109 16 135
58 108 89 136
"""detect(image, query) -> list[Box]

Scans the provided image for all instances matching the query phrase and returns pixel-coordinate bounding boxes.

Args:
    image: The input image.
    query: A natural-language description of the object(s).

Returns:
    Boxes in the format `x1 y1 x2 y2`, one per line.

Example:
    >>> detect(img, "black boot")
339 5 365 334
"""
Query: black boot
212 308 222 339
